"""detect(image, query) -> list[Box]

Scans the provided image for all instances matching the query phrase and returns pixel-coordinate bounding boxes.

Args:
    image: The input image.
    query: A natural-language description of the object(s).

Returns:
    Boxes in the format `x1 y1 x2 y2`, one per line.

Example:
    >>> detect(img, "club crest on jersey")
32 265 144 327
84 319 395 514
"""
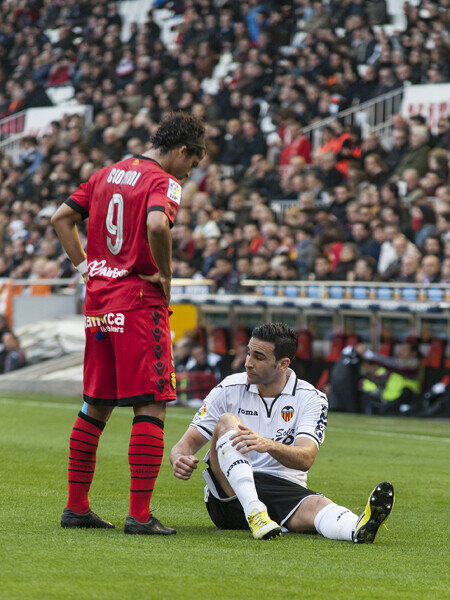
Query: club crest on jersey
167 178 181 204
281 405 294 422
170 372 176 390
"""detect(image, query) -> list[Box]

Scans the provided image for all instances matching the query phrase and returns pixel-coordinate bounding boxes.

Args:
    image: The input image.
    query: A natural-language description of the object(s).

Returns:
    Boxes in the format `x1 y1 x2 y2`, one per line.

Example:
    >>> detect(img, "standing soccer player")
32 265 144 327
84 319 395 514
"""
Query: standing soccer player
52 112 206 534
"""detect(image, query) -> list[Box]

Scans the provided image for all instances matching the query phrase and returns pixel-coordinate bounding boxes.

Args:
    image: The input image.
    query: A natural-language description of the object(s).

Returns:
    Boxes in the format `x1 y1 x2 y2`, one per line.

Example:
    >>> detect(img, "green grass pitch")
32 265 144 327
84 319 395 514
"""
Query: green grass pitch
0 395 449 600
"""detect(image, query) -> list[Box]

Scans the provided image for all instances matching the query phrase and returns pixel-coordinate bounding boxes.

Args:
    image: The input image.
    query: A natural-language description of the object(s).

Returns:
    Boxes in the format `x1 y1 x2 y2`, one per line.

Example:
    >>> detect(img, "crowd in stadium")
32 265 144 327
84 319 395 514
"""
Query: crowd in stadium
0 0 449 293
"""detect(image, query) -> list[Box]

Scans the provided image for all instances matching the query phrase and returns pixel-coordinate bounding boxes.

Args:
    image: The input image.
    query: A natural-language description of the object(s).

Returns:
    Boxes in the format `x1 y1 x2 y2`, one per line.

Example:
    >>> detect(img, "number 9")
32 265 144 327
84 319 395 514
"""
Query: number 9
106 193 124 255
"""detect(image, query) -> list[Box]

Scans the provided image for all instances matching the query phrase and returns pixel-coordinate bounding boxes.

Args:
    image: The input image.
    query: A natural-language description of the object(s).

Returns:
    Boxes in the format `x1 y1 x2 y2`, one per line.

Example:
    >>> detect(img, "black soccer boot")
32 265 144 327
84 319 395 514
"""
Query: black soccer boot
352 481 394 543
61 508 115 529
124 515 176 535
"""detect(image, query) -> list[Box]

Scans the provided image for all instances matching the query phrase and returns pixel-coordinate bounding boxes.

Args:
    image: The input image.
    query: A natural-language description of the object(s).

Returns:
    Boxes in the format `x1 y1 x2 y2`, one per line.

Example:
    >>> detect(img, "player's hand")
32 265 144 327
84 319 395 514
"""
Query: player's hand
230 425 272 454
138 272 171 304
82 272 89 284
355 343 367 356
172 455 199 480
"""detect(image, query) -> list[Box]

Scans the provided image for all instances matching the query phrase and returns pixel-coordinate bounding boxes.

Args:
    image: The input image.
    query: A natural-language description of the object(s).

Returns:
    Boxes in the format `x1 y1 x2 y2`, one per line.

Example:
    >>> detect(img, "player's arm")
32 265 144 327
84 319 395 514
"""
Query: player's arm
170 426 209 480
139 211 172 303
51 204 88 281
230 425 318 471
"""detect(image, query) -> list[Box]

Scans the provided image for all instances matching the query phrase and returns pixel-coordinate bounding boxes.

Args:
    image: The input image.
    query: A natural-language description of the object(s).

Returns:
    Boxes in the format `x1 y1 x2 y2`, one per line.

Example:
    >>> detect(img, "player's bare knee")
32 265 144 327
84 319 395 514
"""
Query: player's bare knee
87 404 113 423
303 495 333 518
133 400 166 420
214 412 242 438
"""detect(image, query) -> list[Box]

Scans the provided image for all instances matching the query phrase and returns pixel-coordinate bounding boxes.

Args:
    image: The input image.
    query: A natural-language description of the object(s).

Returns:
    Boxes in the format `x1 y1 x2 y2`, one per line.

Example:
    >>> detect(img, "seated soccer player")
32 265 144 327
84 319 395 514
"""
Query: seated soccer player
171 323 394 541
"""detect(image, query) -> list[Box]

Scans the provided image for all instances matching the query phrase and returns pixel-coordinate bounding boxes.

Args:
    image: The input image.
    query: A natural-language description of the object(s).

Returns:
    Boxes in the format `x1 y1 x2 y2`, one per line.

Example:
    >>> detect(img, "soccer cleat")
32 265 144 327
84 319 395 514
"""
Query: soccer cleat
124 515 177 535
352 481 394 544
247 508 282 540
61 508 115 529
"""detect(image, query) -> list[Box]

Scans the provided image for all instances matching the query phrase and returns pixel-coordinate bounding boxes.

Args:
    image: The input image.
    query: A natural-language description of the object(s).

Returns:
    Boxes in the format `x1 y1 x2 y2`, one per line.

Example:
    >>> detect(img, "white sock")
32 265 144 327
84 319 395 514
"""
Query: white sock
216 430 265 518
314 503 359 541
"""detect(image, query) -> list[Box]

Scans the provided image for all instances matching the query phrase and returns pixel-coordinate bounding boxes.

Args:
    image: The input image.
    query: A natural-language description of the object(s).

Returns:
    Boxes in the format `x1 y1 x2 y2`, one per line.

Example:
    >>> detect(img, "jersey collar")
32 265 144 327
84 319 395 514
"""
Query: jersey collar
247 368 298 397
133 154 162 168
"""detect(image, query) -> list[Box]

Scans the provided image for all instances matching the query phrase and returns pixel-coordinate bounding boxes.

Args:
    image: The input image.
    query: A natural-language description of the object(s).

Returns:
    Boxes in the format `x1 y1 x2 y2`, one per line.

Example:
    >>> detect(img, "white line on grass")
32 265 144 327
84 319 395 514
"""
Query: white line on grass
1 397 449 443
328 427 450 443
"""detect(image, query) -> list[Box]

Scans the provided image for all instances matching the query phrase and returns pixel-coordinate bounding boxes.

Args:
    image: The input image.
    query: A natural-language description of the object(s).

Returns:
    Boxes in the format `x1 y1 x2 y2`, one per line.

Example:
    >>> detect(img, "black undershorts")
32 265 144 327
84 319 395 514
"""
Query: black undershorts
204 467 319 530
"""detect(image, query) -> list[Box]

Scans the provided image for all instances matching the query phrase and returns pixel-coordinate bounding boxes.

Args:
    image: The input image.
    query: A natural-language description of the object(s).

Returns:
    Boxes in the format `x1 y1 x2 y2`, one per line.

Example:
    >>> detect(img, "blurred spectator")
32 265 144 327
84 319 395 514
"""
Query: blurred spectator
398 255 420 283
250 254 271 280
173 336 194 372
416 255 441 284
381 234 419 280
333 243 359 280
311 256 333 281
351 222 380 261
207 255 240 293
393 126 430 178
186 344 221 376
2 331 26 373
349 257 379 282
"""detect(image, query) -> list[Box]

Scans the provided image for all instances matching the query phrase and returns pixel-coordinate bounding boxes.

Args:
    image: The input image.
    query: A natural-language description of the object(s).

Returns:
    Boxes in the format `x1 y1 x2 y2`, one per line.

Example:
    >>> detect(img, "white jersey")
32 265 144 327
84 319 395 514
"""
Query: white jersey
190 369 328 488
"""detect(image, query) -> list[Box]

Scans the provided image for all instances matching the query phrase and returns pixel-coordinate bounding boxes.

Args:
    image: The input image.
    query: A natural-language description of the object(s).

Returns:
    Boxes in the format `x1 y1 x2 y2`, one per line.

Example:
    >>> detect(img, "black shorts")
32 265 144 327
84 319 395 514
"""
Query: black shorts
204 467 319 530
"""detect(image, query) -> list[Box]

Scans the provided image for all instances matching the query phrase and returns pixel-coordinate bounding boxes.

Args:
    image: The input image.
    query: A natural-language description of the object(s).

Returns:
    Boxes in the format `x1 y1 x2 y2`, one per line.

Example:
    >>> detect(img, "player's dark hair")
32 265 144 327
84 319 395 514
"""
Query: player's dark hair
251 323 298 362
150 111 206 156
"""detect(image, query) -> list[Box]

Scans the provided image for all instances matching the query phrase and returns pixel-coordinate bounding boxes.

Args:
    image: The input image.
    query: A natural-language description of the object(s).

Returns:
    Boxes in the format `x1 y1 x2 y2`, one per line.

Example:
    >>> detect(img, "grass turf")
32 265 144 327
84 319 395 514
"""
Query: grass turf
0 395 448 600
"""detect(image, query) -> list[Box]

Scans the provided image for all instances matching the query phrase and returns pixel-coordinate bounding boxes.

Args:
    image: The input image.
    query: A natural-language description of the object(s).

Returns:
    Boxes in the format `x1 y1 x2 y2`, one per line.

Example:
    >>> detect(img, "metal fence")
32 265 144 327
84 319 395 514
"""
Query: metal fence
301 86 406 150
0 111 27 165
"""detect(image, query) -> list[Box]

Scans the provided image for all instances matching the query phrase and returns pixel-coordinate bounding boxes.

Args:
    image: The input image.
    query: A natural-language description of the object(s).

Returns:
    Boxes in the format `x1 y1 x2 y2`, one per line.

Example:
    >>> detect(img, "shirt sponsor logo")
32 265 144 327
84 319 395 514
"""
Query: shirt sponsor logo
275 427 295 445
281 405 294 422
88 259 130 279
238 408 258 416
167 178 181 204
85 312 125 333
107 168 142 187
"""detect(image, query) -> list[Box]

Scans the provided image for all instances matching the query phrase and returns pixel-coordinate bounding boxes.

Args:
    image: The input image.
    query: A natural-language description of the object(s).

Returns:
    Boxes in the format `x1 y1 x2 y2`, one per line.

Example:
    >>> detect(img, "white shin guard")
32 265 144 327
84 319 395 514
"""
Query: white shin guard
216 430 265 517
314 503 359 541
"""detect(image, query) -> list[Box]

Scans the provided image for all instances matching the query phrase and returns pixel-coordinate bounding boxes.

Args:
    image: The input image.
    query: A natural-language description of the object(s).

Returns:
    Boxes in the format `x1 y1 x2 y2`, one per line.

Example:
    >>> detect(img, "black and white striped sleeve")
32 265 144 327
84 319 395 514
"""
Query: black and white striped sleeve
295 390 328 448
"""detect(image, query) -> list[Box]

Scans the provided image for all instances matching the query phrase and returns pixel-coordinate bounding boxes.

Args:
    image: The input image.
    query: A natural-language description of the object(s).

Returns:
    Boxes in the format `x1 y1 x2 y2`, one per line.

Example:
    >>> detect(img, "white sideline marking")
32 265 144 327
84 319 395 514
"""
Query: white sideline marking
0 397 193 419
1 397 449 443
329 426 450 444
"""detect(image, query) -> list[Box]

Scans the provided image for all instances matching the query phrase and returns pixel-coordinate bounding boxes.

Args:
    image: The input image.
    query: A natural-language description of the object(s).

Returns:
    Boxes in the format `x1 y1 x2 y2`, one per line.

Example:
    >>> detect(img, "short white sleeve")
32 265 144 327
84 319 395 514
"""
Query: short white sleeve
295 390 328 447
190 385 226 439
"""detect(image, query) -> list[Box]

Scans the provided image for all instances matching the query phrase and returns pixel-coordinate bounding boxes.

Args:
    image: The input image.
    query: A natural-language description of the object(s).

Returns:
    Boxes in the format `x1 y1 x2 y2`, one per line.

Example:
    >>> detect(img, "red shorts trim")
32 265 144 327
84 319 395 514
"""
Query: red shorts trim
83 306 176 405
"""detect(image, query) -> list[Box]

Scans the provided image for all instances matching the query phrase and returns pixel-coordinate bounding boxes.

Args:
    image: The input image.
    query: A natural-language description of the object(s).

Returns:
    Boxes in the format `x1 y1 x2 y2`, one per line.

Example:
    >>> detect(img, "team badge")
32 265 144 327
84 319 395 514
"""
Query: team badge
133 159 140 165
281 405 294 422
170 372 177 390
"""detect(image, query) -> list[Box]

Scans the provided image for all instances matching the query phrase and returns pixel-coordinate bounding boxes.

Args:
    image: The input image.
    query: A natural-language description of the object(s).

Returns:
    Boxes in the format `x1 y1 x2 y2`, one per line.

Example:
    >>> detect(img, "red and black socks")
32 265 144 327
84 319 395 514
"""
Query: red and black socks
67 411 105 514
128 415 164 523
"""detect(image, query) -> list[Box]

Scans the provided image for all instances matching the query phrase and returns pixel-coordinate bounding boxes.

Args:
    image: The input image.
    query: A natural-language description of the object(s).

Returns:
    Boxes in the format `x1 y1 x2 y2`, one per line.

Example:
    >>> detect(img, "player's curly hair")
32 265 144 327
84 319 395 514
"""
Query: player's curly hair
252 323 298 362
150 111 206 156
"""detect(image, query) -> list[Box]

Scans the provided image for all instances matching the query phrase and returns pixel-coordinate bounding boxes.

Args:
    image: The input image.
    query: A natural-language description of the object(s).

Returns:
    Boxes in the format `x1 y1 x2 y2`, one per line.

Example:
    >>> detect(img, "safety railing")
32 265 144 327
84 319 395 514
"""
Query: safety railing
0 111 27 164
301 86 406 149
240 279 450 307
1 277 449 352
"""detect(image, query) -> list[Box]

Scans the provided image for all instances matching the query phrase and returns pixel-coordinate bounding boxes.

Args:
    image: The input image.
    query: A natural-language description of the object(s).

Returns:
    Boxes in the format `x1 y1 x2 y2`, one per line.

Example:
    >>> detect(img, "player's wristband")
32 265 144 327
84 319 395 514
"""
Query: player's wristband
75 260 88 275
